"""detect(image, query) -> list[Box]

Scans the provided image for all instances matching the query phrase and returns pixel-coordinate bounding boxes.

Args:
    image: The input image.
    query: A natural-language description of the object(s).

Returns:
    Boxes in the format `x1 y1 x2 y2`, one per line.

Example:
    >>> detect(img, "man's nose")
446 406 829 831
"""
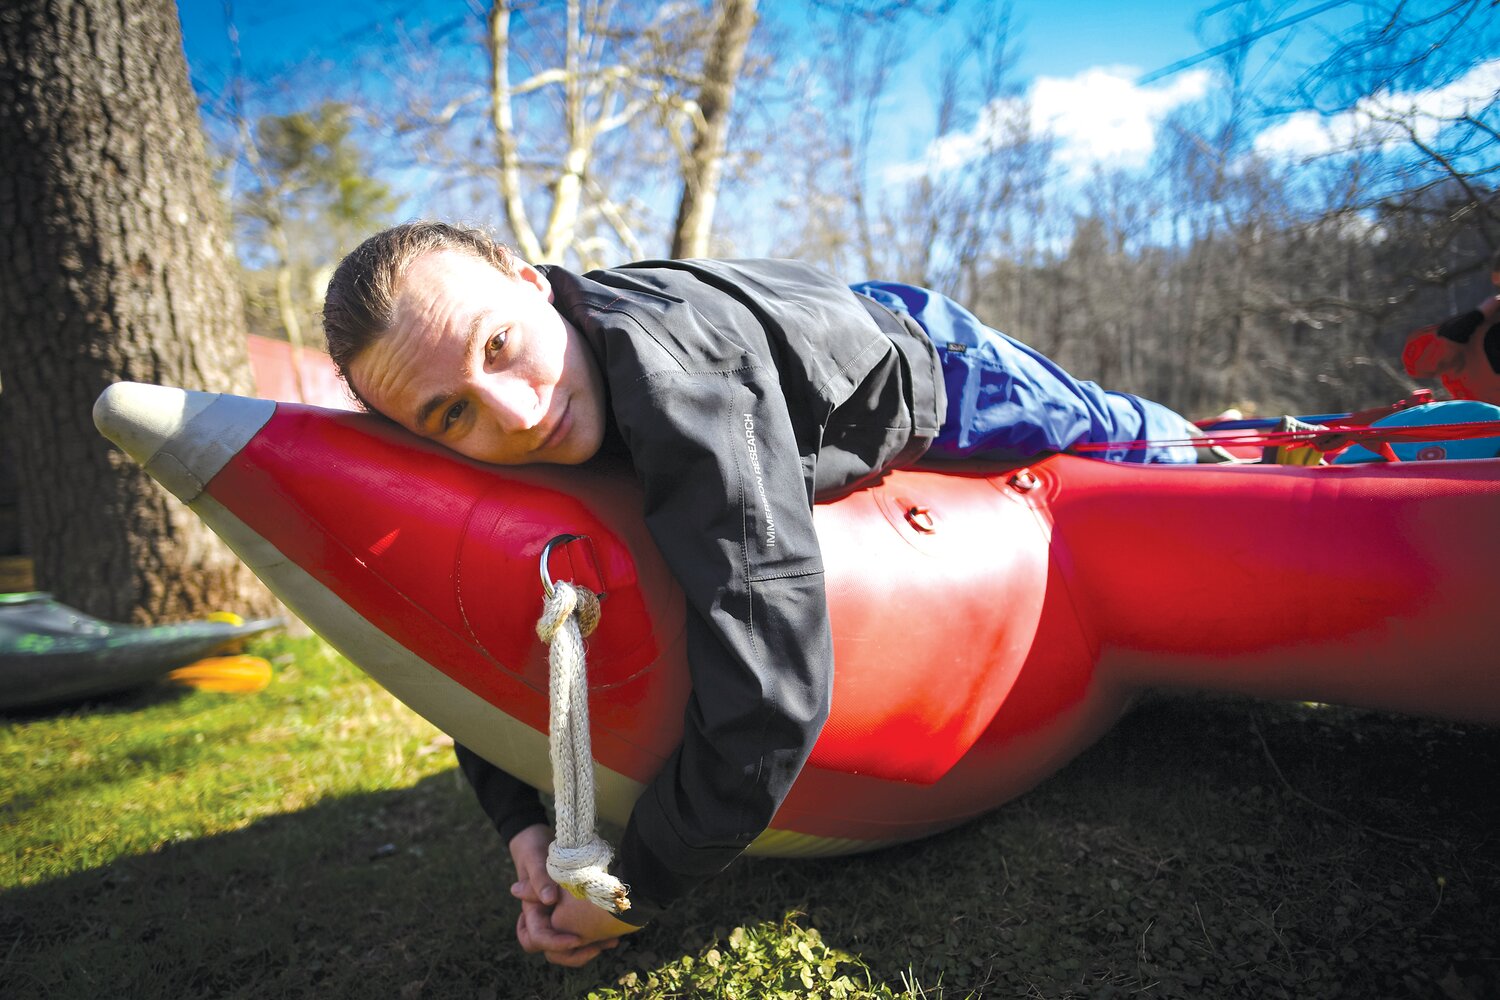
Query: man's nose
476 376 542 433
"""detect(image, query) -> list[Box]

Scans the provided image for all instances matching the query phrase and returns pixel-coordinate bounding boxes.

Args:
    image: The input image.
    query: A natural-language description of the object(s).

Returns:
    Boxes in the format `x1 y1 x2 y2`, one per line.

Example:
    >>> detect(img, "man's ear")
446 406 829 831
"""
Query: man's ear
517 262 553 302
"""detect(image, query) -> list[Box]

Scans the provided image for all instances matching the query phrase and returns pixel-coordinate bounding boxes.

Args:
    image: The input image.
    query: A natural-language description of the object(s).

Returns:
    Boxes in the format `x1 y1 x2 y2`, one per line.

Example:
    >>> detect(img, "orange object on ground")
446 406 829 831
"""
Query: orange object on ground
168 655 274 693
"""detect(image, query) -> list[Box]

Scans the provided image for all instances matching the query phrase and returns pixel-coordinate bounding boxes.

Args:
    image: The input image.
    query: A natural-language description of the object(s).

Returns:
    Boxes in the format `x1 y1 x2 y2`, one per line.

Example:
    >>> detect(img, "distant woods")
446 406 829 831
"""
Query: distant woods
207 0 1498 416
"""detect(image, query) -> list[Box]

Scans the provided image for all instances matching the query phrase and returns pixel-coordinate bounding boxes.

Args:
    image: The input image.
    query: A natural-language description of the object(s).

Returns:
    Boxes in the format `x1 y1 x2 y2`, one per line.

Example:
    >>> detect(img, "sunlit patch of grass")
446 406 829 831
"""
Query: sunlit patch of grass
590 914 935 1000
0 635 448 888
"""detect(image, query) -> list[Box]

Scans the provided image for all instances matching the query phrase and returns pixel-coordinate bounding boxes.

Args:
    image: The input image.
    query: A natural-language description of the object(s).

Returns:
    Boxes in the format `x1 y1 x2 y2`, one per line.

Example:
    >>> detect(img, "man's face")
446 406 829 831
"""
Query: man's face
349 249 607 466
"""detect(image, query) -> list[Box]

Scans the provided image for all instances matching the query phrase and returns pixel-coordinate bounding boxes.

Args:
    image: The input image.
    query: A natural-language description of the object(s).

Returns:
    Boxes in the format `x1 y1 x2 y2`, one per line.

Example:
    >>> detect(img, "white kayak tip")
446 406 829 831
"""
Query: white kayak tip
94 382 210 466
93 382 275 502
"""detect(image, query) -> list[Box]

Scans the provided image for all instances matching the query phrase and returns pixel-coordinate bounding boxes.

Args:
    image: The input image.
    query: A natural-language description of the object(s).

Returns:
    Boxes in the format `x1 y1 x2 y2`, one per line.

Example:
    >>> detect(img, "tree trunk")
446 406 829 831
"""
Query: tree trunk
0 0 276 624
488 0 544 262
670 0 758 260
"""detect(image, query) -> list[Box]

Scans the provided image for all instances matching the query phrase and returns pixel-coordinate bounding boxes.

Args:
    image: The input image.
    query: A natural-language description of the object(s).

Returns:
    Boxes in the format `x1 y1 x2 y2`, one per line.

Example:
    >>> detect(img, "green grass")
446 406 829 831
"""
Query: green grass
3 635 1497 998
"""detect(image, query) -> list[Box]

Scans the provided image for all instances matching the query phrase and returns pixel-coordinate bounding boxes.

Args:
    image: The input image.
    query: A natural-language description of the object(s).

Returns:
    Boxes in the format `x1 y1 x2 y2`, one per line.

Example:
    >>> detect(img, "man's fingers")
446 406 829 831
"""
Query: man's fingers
516 913 540 953
513 871 560 907
519 922 578 955
527 864 561 906
549 935 625 966
517 913 625 967
509 830 562 908
516 900 584 953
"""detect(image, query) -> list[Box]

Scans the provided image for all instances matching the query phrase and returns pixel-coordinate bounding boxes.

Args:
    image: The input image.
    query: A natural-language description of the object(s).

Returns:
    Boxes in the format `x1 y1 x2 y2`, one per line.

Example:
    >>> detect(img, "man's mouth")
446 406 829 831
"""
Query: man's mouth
540 401 571 453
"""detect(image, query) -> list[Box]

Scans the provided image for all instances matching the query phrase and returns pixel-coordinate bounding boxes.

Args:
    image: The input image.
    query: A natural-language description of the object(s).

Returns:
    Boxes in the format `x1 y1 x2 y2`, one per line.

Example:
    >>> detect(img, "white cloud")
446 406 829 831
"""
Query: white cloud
891 98 1032 179
1254 58 1500 159
1031 66 1210 170
889 65 1210 182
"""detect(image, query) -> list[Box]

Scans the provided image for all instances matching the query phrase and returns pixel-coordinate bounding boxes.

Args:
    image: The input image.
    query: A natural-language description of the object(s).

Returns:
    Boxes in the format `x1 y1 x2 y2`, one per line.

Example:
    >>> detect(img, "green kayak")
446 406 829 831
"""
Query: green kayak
0 592 281 710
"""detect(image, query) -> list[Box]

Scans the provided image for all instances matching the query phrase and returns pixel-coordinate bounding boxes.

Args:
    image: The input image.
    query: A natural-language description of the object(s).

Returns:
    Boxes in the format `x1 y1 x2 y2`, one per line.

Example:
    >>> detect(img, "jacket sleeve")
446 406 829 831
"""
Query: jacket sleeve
452 743 550 844
605 336 834 926
1438 309 1485 344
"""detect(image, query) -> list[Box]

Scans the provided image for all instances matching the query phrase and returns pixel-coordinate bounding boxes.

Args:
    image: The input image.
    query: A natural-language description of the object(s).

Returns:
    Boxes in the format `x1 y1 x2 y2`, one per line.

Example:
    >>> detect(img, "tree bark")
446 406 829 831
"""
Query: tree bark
0 0 276 623
671 0 758 259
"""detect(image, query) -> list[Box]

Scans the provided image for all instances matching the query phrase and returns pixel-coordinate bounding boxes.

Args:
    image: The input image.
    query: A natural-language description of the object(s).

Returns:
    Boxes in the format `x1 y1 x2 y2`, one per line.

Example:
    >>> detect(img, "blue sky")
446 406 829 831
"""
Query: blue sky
175 0 1497 236
177 0 1220 157
175 0 1233 211
178 0 1209 87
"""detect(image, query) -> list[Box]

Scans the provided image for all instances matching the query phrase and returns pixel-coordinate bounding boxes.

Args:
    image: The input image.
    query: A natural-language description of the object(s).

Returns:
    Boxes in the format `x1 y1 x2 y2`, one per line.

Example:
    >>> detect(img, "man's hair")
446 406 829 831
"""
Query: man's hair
1491 248 1500 274
322 221 521 399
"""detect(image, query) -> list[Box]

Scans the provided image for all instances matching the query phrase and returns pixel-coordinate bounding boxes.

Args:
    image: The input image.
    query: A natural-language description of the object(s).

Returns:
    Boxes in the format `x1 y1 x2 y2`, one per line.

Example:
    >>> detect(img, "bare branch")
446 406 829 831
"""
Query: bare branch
488 0 542 260
584 175 645 260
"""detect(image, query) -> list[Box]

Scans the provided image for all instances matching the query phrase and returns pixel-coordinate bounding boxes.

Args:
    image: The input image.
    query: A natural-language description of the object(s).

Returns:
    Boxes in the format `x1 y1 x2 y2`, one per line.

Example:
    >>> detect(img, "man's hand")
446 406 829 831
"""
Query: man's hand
549 889 640 949
507 823 639 967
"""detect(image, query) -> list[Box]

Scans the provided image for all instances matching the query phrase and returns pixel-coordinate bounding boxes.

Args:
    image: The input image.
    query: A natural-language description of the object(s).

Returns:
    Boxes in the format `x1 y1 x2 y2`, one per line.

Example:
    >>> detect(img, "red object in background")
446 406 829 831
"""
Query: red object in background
245 334 357 410
1403 324 1500 405
168 397 1500 853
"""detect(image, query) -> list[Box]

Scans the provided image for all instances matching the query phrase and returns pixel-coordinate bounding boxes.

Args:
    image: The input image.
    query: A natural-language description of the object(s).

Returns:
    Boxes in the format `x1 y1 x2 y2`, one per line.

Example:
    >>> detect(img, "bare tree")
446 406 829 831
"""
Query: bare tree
671 0 759 258
1285 0 1497 230
485 0 723 265
1192 0 1500 408
765 1 961 277
0 0 276 622
891 1 1049 301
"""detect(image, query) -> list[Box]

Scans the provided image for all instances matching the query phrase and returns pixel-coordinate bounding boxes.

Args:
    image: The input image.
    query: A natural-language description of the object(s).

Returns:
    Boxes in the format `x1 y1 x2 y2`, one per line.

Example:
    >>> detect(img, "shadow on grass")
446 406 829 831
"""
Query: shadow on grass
1 678 194 723
4 694 1498 1000
2 770 541 999
685 694 1500 999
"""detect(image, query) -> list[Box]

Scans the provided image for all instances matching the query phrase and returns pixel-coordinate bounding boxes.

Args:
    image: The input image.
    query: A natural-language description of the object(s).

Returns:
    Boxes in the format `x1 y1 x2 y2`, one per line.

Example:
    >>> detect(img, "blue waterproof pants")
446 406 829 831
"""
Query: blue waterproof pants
851 280 1198 464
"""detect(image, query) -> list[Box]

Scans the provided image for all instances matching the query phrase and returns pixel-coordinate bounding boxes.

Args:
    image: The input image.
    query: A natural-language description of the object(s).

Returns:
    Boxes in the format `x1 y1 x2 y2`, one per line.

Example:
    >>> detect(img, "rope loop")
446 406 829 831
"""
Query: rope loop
535 578 630 915
536 582 601 643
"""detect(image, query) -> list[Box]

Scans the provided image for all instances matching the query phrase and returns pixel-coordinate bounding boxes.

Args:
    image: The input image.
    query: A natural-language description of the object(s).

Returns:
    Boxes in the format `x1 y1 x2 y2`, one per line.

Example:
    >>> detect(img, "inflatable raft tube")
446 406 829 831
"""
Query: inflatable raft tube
0 591 281 711
92 383 1500 857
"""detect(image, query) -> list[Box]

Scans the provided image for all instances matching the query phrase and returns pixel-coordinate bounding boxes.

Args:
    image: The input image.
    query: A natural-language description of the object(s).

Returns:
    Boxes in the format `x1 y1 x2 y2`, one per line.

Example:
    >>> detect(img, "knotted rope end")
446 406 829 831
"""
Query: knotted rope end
568 879 632 914
547 836 632 914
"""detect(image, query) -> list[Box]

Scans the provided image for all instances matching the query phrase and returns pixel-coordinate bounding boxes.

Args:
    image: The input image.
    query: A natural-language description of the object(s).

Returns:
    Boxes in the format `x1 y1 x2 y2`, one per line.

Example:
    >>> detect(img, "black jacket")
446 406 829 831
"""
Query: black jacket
1437 307 1500 374
457 259 945 924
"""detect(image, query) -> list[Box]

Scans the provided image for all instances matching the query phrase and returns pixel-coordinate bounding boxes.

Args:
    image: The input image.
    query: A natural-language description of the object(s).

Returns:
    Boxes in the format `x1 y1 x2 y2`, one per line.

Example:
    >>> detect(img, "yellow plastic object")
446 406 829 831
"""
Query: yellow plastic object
204 611 256 654
1271 443 1325 465
1264 416 1329 466
168 655 273 693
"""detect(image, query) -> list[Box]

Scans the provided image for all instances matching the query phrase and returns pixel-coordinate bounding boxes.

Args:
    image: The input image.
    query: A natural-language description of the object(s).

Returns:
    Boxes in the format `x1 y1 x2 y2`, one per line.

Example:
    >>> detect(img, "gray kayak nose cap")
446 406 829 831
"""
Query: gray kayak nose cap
93 382 275 502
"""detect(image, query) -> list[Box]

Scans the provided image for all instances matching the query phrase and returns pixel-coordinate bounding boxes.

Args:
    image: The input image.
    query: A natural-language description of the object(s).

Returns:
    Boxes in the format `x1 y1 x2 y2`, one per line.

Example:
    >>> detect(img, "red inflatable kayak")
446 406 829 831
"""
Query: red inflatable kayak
93 383 1500 857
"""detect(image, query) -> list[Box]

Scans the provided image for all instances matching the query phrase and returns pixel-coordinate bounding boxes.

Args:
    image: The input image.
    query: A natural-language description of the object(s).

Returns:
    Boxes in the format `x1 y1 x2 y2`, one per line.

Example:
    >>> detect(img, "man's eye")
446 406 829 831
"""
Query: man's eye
486 331 508 358
442 400 466 430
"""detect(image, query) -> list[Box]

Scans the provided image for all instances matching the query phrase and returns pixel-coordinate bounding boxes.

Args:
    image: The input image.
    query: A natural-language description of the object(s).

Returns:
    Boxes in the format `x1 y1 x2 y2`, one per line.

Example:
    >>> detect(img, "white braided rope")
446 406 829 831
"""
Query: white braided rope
535 581 631 915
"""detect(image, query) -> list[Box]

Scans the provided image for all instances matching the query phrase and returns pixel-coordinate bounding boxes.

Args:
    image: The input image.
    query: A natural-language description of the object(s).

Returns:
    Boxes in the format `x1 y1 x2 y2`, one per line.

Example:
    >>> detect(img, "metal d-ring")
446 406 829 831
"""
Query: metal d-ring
540 534 585 599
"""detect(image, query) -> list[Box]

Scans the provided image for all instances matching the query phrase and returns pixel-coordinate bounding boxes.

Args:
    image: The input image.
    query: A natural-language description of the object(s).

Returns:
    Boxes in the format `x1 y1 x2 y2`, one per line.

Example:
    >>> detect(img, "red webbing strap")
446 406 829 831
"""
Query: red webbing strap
1193 390 1436 432
1330 390 1435 428
1071 420 1500 456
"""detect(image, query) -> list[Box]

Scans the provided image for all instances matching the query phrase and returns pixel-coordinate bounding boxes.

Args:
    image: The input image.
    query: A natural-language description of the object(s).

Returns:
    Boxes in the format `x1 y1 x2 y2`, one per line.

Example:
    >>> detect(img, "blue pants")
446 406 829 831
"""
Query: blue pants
851 281 1198 464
